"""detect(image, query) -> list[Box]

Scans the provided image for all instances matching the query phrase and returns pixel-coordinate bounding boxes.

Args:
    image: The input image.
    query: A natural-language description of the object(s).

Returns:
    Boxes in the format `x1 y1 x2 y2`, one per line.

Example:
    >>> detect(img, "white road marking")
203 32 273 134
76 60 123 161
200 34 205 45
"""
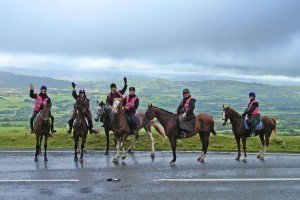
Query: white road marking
0 179 79 183
155 178 300 182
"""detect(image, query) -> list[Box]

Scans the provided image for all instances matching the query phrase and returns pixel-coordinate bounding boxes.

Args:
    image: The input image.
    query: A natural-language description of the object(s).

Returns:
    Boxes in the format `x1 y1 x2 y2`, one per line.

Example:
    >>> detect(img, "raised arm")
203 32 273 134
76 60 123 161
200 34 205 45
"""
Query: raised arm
29 84 37 99
120 77 128 95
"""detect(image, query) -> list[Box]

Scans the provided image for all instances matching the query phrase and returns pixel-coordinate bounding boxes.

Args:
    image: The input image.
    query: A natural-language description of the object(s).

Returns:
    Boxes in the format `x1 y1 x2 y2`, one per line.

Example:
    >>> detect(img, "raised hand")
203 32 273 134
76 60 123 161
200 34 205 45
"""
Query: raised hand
71 82 76 88
30 84 34 90
124 77 127 84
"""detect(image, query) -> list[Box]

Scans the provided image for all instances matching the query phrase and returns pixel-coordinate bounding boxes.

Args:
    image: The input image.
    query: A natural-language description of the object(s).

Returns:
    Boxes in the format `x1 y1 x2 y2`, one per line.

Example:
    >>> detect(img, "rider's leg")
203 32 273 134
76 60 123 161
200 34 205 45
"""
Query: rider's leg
86 112 97 134
67 110 76 133
30 111 39 133
130 112 137 135
50 112 56 133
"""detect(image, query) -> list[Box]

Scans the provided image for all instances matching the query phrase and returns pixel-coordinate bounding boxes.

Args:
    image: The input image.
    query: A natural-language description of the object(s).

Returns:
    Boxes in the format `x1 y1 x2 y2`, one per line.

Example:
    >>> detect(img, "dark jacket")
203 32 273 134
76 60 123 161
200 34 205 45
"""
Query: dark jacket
123 94 139 113
177 96 196 117
106 84 127 106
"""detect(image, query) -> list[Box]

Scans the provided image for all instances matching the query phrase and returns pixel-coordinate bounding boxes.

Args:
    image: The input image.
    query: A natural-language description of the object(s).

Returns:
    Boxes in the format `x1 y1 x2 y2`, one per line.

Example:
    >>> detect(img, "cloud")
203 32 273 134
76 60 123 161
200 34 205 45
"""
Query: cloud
0 0 299 78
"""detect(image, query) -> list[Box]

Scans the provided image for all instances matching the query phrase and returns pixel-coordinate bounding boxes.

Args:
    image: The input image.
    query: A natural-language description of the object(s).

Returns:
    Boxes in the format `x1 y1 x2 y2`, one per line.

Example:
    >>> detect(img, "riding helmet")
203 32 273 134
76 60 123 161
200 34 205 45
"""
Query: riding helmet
182 88 190 94
110 83 117 89
249 92 256 98
40 86 47 91
129 87 135 92
79 89 86 94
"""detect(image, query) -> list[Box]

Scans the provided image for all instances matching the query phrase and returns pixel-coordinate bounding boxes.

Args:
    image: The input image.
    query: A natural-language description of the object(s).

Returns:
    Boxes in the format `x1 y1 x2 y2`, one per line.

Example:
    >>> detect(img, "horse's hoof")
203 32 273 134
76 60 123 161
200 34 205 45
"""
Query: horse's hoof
242 158 247 162
260 157 264 161
44 157 48 162
83 149 87 153
235 156 240 161
151 152 156 158
112 158 119 163
122 156 127 160
257 154 261 159
170 161 176 166
79 158 83 163
74 157 78 162
104 152 109 155
34 157 38 162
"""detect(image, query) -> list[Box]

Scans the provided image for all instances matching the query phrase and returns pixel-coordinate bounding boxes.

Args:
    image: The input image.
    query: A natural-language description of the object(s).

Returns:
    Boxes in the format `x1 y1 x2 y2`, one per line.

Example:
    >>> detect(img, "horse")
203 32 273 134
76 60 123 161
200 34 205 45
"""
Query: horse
222 105 278 162
95 101 166 158
143 104 216 166
33 104 52 162
73 100 89 163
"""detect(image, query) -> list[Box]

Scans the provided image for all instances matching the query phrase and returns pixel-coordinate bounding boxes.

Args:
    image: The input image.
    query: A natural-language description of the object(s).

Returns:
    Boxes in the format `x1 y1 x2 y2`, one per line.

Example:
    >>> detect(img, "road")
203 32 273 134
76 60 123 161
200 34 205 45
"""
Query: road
0 151 299 200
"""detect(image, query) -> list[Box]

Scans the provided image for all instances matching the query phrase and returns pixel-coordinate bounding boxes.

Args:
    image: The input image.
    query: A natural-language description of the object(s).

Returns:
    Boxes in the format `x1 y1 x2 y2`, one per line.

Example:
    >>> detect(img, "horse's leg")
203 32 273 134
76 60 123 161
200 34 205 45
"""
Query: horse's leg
34 134 39 161
127 132 138 153
197 132 208 163
113 138 120 163
121 138 127 160
74 134 79 161
39 135 43 154
146 130 156 158
241 136 247 162
79 135 86 163
263 133 270 159
169 136 177 166
257 133 265 159
234 135 241 161
105 129 109 155
44 135 48 162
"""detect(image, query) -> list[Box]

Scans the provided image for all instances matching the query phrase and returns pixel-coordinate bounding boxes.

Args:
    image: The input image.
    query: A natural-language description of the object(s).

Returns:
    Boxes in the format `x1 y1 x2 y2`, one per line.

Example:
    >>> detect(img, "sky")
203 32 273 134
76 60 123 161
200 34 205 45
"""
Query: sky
0 0 300 84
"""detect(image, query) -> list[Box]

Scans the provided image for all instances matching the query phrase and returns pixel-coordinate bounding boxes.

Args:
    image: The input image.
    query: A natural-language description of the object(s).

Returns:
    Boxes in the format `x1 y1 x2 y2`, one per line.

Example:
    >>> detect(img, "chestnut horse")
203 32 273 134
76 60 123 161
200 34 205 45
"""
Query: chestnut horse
143 104 216 166
73 100 89 163
95 101 166 160
34 104 52 162
222 105 278 162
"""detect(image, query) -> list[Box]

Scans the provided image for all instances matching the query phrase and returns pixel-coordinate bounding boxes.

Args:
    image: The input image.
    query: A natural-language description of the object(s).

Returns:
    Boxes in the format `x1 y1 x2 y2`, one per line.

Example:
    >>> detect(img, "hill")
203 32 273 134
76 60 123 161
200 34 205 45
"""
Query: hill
0 71 69 89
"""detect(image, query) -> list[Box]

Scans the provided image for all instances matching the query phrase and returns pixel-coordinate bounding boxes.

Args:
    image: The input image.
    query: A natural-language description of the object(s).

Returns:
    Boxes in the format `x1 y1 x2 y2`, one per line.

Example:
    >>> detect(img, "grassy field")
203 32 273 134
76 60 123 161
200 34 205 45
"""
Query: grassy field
0 128 299 153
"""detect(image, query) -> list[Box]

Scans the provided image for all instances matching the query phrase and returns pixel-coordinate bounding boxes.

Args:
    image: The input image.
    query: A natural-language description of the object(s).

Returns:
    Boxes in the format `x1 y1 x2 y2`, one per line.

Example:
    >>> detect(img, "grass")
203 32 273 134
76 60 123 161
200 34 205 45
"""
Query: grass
0 128 299 153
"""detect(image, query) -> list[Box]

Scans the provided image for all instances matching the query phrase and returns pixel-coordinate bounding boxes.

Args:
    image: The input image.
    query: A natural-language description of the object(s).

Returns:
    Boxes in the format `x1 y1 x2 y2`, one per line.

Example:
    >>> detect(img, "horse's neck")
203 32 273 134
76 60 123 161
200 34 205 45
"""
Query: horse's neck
229 108 242 125
153 107 173 130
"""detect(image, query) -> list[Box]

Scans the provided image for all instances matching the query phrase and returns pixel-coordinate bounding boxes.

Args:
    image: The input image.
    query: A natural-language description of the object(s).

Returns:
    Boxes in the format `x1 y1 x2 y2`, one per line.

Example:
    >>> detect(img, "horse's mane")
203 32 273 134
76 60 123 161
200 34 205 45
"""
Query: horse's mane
152 106 174 116
228 107 242 117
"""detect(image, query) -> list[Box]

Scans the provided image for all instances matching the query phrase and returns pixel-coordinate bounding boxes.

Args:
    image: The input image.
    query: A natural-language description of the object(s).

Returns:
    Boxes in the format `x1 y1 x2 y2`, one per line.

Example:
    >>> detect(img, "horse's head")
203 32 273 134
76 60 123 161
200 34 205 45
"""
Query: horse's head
143 103 155 126
74 99 87 114
222 104 231 126
116 100 125 114
40 104 51 125
94 101 106 122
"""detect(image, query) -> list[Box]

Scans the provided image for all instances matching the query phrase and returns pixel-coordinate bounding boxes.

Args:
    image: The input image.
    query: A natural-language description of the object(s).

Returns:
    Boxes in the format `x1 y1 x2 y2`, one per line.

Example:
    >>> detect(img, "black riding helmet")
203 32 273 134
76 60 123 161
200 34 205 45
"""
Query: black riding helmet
249 92 256 98
110 83 117 89
182 88 190 94
40 86 47 91
129 87 135 92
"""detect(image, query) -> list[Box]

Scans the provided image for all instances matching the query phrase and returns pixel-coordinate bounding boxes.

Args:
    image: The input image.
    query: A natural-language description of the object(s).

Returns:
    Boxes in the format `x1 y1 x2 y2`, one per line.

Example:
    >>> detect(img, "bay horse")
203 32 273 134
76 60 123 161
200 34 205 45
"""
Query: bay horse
143 104 216 166
34 104 52 162
222 105 278 162
95 101 166 157
73 100 89 163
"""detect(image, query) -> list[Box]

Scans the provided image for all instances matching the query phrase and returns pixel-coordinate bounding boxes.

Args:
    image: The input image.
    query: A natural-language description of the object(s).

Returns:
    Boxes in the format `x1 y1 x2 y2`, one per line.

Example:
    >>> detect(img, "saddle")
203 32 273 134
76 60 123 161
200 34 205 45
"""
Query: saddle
244 117 262 130
178 115 195 132
125 113 140 127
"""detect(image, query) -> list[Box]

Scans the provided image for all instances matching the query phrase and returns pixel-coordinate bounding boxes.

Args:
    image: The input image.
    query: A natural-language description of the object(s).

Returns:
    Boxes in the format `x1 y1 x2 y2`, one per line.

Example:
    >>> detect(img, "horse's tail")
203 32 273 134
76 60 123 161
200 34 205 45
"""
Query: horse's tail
271 118 281 142
211 116 217 136
151 122 167 139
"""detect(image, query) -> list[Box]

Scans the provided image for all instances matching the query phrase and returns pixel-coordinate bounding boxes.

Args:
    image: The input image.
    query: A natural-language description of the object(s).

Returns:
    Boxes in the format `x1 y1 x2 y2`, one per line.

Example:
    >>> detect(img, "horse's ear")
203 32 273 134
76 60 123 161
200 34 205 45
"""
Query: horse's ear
222 104 224 108
148 103 152 108
96 100 99 104
228 106 230 109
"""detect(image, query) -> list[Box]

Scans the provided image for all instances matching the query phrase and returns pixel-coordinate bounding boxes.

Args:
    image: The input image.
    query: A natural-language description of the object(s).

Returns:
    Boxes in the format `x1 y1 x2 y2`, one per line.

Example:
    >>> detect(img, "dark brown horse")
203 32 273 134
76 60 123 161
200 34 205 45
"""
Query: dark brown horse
222 105 278 162
111 102 166 162
143 104 216 166
95 101 166 158
73 100 89 163
34 104 52 162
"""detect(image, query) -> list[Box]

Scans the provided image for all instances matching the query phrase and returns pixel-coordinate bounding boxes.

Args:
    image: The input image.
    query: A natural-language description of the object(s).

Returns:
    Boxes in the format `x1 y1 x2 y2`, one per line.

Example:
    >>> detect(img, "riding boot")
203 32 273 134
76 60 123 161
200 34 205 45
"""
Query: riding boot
67 118 74 134
87 118 98 134
50 115 56 134
179 131 187 139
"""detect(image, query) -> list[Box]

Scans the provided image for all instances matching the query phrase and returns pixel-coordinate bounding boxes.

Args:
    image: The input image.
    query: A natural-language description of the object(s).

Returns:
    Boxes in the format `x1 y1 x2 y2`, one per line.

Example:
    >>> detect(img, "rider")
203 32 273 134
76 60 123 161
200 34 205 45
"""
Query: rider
242 92 260 137
123 87 139 135
67 82 97 134
106 77 128 109
177 88 196 138
29 84 56 134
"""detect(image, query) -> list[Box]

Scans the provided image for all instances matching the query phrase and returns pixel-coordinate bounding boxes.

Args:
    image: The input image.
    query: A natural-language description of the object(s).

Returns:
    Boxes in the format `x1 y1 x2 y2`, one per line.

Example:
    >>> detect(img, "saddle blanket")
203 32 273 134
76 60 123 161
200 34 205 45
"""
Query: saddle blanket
244 118 262 130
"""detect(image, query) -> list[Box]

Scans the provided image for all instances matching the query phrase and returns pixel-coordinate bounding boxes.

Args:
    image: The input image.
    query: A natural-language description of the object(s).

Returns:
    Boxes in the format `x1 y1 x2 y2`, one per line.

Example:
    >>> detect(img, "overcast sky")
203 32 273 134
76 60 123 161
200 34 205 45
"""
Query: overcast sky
0 0 299 83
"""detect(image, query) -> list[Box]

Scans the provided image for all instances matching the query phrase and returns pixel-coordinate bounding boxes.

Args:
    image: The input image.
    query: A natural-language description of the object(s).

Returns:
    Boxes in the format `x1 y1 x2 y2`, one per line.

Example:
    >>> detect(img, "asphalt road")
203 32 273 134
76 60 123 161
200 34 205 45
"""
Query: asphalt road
0 151 299 200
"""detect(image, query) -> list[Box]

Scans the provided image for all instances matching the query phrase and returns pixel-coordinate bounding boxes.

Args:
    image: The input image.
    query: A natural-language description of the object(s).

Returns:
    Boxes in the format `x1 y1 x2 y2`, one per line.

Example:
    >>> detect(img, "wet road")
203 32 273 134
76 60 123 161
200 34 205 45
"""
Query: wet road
0 151 299 200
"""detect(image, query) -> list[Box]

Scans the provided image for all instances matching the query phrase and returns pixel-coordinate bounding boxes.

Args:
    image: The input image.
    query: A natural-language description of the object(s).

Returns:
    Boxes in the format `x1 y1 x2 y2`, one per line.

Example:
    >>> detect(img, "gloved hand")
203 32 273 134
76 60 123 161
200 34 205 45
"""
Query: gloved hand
29 84 34 90
124 77 127 84
72 82 76 88
242 112 246 117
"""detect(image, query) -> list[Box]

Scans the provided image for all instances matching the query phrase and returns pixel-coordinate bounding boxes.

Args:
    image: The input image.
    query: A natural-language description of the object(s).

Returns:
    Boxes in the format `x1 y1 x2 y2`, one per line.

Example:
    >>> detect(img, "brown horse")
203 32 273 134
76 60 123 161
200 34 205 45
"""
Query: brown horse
222 105 278 162
34 104 52 162
111 102 166 163
73 100 89 163
143 104 216 166
95 101 166 158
